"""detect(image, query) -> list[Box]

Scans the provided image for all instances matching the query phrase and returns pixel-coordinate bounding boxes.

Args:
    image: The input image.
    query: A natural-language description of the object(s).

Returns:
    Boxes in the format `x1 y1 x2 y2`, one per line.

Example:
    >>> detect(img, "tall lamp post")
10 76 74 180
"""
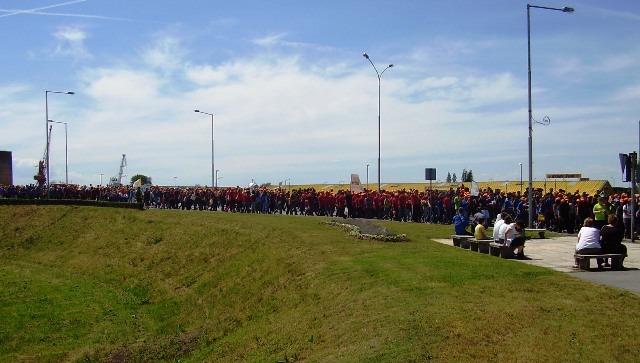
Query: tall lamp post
519 162 523 195
363 53 393 192
194 110 215 187
527 4 574 228
366 164 370 191
48 120 68 184
45 90 74 192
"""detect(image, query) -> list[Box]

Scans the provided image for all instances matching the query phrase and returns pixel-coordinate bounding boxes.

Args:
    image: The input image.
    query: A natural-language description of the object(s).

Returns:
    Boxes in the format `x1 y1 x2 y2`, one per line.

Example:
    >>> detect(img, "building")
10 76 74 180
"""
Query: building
0 151 13 185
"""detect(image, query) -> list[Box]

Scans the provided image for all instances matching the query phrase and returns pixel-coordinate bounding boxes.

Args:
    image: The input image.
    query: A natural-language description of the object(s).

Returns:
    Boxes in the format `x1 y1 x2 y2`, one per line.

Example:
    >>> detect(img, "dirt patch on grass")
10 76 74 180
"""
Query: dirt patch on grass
104 329 202 363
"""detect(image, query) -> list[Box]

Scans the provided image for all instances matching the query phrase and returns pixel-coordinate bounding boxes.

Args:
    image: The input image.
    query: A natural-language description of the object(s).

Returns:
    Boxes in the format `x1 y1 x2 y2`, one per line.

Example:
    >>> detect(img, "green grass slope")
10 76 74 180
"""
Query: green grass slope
1 206 639 362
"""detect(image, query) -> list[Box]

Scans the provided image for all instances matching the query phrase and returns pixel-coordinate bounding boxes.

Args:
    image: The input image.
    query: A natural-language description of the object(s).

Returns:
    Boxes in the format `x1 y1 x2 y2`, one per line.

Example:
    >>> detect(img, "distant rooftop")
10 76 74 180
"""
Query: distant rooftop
271 179 613 196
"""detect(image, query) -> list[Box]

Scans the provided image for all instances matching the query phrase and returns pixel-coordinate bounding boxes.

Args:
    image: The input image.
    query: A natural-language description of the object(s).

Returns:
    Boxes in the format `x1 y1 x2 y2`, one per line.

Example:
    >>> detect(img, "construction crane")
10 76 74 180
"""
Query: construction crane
108 154 127 187
33 125 52 187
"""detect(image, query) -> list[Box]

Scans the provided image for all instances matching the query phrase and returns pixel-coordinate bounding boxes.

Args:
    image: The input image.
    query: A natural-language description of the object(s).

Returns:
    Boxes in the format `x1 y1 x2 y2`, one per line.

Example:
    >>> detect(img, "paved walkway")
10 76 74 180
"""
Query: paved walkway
433 236 640 295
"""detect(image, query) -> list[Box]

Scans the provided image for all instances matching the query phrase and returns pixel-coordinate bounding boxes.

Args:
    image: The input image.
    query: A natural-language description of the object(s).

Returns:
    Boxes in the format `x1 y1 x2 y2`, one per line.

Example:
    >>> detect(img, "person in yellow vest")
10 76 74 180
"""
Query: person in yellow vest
592 196 609 230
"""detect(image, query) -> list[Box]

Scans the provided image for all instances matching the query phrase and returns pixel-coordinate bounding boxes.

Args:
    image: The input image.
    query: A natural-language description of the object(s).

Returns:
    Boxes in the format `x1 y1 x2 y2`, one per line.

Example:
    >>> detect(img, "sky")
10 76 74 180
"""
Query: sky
1 0 639 188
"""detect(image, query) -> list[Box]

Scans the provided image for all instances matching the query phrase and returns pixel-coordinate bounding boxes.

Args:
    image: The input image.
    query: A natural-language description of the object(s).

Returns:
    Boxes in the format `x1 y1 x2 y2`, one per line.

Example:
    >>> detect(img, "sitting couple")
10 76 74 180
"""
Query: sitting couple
575 215 627 269
492 212 527 259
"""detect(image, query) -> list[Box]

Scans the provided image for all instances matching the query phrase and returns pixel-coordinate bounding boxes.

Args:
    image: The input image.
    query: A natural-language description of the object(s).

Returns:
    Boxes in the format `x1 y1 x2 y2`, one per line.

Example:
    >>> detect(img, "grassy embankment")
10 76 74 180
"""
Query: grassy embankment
1 205 639 362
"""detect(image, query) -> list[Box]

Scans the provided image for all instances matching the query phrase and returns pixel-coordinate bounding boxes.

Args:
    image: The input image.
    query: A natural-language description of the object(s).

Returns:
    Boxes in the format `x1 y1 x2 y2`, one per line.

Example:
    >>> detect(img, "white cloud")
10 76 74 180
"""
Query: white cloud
253 32 336 52
53 25 92 60
141 36 186 72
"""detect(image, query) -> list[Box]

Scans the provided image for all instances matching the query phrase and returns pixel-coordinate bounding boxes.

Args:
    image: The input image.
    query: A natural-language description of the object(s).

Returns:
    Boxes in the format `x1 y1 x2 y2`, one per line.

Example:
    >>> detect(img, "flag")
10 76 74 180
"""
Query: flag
470 181 480 196
133 178 142 188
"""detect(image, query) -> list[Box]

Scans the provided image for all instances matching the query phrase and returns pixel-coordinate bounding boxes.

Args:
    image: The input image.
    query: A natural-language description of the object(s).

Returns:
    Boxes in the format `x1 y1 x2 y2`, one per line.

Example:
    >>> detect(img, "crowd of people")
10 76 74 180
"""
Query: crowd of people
1 182 639 234
3 181 632 268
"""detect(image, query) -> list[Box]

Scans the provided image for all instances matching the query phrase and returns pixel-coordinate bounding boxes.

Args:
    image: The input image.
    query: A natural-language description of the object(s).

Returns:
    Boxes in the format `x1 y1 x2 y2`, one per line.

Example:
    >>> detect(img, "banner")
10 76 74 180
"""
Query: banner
350 174 364 193
470 181 480 196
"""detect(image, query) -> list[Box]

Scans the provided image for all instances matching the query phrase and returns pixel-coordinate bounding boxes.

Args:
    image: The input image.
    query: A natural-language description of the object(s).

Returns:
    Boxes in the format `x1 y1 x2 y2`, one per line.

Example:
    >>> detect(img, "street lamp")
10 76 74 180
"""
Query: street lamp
363 52 393 192
174 176 177 187
100 173 103 186
527 4 574 228
45 90 74 192
48 120 68 184
194 110 215 187
519 162 523 195
366 164 370 191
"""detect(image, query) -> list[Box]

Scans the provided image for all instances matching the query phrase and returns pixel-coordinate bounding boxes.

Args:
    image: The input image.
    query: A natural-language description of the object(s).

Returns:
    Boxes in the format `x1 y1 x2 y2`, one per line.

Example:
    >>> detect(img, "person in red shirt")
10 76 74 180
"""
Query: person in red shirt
410 190 422 222
398 191 408 222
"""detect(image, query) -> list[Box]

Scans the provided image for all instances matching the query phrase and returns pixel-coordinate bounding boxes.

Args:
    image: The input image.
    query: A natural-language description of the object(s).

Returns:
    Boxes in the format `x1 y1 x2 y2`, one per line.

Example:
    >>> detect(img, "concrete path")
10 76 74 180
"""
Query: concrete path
433 236 640 295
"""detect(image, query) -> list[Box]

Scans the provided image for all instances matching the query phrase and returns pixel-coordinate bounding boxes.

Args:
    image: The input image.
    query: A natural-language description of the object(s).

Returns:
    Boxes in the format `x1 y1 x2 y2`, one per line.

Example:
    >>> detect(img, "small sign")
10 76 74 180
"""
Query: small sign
425 168 437 181
545 173 582 179
620 153 629 175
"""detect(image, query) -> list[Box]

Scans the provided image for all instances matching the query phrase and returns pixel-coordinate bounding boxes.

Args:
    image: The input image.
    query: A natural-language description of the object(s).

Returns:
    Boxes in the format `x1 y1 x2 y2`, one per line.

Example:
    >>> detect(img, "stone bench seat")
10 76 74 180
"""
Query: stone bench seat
574 253 625 271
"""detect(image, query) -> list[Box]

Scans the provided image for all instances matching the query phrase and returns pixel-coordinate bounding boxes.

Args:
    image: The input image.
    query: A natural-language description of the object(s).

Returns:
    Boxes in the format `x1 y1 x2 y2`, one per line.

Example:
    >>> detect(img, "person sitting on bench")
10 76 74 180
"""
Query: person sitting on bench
502 216 527 259
575 217 602 269
493 211 508 242
453 207 473 236
474 217 492 240
600 214 627 268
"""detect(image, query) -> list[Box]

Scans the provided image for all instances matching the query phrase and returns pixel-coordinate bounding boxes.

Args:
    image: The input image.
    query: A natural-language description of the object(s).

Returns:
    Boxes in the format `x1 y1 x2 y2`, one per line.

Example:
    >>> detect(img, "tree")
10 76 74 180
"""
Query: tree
460 169 474 183
452 173 457 183
446 172 452 183
130 174 150 186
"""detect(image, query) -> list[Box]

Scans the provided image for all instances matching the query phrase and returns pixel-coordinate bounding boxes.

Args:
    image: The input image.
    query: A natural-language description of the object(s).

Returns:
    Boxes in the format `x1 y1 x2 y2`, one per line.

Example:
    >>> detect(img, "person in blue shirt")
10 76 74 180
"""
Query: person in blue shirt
453 207 472 235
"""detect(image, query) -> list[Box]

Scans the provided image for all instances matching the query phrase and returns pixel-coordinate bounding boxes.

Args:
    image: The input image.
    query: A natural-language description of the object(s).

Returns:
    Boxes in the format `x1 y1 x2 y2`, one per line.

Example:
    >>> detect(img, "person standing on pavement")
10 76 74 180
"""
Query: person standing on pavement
592 196 609 230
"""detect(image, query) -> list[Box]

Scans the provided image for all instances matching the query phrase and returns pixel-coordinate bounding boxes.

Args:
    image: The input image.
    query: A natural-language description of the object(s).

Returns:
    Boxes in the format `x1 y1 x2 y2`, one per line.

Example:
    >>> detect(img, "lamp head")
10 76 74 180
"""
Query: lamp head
362 53 369 59
389 64 394 68
562 6 574 13
194 109 200 112
67 92 75 95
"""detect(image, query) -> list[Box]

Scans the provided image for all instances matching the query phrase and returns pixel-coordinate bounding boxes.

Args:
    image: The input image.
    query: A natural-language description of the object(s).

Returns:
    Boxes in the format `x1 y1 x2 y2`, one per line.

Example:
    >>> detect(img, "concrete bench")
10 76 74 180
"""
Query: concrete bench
468 239 491 253
489 242 515 259
451 235 473 248
574 253 624 271
527 228 547 239
469 239 479 252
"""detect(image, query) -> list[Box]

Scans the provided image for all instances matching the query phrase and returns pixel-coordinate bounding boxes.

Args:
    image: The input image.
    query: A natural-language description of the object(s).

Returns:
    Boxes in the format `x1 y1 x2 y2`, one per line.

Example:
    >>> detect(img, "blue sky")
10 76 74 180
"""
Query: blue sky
1 0 639 188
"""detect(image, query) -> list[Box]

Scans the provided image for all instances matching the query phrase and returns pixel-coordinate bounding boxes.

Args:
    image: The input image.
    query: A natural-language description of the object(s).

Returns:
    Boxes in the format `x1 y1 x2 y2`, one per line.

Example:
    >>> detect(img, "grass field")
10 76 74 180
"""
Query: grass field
1 205 639 362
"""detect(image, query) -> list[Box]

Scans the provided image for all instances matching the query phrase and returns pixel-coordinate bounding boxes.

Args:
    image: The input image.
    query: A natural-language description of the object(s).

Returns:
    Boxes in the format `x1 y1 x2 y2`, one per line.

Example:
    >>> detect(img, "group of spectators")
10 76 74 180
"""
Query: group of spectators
1 183 639 236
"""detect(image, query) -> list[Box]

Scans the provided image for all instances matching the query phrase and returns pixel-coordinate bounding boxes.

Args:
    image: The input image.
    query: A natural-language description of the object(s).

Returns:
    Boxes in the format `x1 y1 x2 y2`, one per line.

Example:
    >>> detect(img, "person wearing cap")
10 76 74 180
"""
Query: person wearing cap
593 196 609 230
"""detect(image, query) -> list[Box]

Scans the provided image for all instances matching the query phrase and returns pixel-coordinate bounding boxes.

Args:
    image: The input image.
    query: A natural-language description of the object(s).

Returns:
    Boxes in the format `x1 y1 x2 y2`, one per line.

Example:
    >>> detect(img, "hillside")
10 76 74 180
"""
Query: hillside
1 206 639 362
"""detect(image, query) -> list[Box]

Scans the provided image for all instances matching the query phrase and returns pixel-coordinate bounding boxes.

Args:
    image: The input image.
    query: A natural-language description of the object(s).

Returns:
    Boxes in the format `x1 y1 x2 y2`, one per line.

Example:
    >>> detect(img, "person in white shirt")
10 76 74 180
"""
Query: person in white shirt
574 217 602 269
493 211 507 242
503 218 527 258
498 214 513 244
